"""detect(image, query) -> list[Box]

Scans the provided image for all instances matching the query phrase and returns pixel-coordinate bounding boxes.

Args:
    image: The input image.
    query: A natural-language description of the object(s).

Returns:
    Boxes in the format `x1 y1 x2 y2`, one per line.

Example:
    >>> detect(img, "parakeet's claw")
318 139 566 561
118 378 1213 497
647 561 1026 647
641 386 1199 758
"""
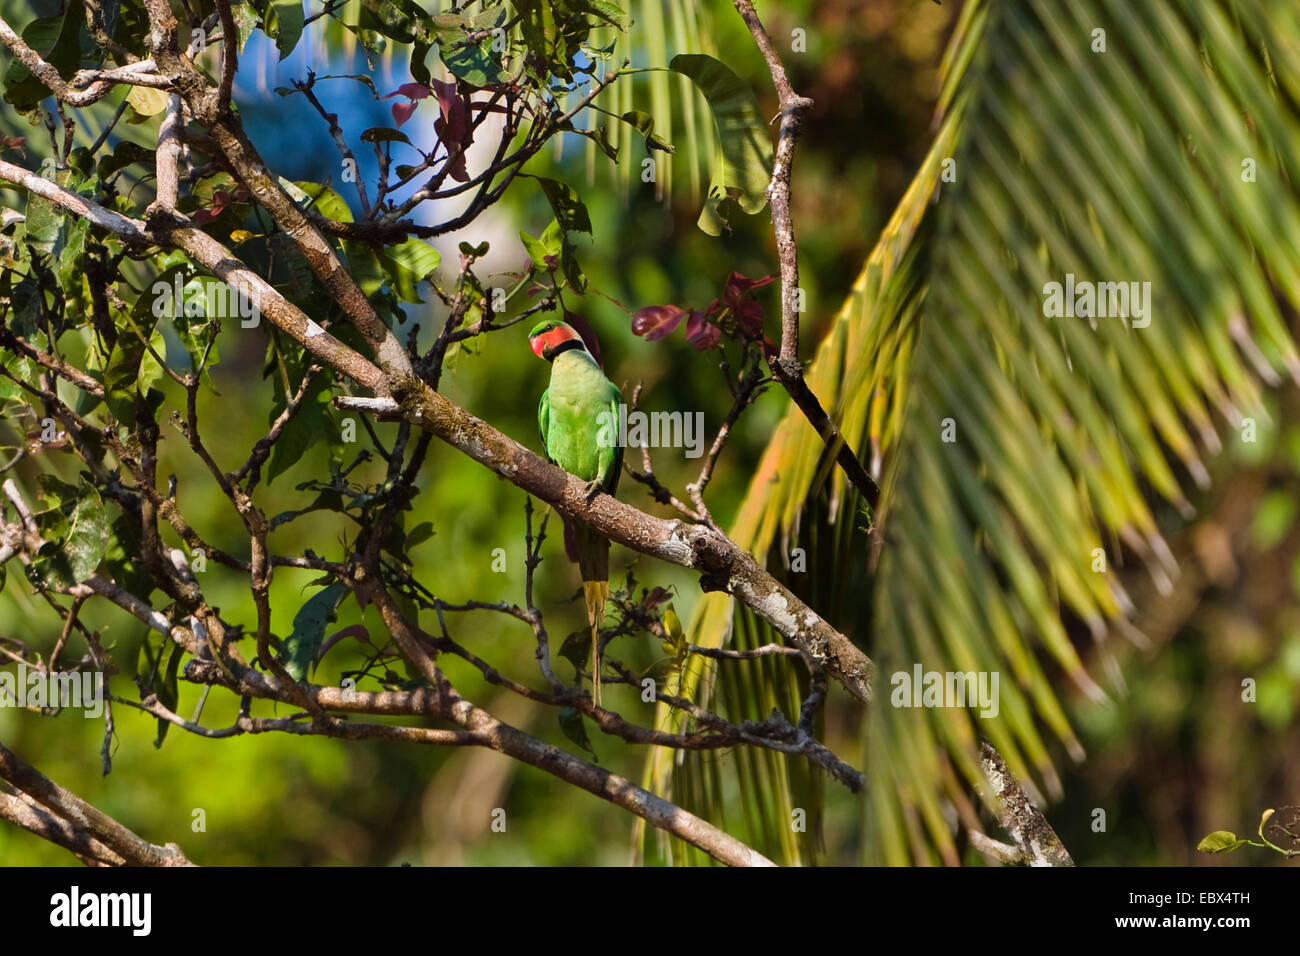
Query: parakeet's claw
582 479 602 504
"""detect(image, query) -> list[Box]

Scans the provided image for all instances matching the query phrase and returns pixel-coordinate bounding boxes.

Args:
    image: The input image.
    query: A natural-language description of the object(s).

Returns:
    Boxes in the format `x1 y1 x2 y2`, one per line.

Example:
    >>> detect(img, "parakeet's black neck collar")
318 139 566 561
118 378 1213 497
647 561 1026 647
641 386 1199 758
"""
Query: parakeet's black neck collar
545 339 587 361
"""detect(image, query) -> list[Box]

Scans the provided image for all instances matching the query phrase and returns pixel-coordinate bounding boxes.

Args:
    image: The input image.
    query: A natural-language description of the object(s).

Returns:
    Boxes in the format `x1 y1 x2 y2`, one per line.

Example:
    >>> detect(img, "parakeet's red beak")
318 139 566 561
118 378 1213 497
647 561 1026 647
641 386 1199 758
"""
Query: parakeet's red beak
530 335 547 358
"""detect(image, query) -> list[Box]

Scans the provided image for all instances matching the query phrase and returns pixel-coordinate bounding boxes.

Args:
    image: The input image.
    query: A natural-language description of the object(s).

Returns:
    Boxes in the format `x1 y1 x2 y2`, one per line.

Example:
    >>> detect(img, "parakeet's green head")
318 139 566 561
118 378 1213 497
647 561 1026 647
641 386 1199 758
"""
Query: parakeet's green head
528 320 586 361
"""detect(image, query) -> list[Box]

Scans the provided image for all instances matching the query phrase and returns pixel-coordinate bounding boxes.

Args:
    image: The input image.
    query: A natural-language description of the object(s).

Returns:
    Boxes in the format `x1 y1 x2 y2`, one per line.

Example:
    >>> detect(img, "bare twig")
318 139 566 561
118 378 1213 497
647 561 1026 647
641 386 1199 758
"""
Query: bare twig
732 0 879 512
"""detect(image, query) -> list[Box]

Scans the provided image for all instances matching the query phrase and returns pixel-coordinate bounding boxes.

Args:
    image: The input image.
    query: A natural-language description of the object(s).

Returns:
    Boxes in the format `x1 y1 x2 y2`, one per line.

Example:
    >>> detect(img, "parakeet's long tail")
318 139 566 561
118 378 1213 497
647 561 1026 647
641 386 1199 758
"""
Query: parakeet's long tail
576 524 609 705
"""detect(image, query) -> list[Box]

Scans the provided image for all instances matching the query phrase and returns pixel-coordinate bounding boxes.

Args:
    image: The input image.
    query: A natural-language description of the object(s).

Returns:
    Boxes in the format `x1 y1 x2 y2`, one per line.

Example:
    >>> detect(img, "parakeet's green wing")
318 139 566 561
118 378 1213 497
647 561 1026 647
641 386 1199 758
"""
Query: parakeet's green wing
601 382 623 495
537 387 552 461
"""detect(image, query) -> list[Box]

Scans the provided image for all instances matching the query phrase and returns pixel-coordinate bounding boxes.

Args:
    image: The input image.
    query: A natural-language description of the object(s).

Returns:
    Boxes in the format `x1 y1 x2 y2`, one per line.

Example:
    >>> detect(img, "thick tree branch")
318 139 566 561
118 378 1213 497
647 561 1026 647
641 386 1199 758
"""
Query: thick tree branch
338 387 875 703
0 16 163 105
150 93 182 212
0 742 193 866
0 158 388 391
213 0 237 111
978 741 1074 867
0 158 150 241
0 791 125 865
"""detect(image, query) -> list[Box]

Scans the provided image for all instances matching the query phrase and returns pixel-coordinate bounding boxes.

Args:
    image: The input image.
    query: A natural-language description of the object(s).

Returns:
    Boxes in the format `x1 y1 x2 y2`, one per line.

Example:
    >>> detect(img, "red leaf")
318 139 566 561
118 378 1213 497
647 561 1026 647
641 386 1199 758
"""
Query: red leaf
431 79 472 182
561 516 580 564
193 190 231 225
685 310 722 350
723 271 777 309
391 100 419 127
632 305 686 341
643 587 673 609
384 82 431 100
733 299 764 337
564 310 602 364
434 116 470 181
429 79 458 106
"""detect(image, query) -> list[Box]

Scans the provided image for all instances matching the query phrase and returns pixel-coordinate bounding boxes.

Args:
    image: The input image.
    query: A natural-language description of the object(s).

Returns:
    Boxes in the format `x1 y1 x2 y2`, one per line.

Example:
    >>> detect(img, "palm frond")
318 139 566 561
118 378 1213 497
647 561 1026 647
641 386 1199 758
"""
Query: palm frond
641 0 1300 865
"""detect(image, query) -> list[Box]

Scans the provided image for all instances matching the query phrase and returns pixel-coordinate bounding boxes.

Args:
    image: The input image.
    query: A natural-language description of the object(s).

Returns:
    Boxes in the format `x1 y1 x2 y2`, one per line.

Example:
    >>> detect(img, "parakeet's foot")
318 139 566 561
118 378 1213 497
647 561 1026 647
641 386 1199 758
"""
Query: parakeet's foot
582 479 602 504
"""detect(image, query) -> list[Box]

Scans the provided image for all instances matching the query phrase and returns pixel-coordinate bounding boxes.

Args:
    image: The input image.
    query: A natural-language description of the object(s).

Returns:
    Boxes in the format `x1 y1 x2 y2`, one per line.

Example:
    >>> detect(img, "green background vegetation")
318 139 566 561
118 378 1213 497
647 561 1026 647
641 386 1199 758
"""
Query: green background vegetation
2 0 1298 866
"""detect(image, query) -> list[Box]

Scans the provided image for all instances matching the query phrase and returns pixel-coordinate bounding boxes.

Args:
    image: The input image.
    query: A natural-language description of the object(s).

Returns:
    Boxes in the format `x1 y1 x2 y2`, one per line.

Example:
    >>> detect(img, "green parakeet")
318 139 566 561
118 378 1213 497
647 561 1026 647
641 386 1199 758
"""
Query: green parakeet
529 319 623 704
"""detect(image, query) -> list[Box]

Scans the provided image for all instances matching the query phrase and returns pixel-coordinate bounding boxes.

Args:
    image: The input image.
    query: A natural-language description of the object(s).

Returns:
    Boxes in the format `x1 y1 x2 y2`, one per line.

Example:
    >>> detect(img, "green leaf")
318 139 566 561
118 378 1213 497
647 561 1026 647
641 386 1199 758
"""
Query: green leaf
264 0 306 60
25 483 108 591
342 240 386 296
534 177 592 234
618 110 675 153
4 12 81 111
268 487 344 531
430 12 472 40
668 54 774 234
25 192 66 255
232 2 260 53
154 643 182 748
410 38 434 86
136 327 168 394
1196 831 1248 854
357 0 430 44
520 220 563 271
266 374 330 484
405 521 435 549
560 234 586 292
516 0 564 74
66 489 107 580
65 486 108 582
3 17 63 85
0 349 30 401
557 119 618 161
379 238 442 303
126 85 168 117
56 217 89 291
280 585 349 680
295 183 352 224
558 630 591 672
97 141 155 180
576 0 629 29
361 127 411 145
440 37 507 87
559 706 597 759
103 341 148 423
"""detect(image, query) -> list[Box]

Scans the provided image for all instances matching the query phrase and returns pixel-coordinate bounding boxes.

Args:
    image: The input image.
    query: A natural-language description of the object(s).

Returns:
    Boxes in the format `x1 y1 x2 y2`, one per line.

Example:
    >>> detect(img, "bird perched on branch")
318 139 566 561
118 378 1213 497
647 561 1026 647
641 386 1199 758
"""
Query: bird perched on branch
529 319 623 704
